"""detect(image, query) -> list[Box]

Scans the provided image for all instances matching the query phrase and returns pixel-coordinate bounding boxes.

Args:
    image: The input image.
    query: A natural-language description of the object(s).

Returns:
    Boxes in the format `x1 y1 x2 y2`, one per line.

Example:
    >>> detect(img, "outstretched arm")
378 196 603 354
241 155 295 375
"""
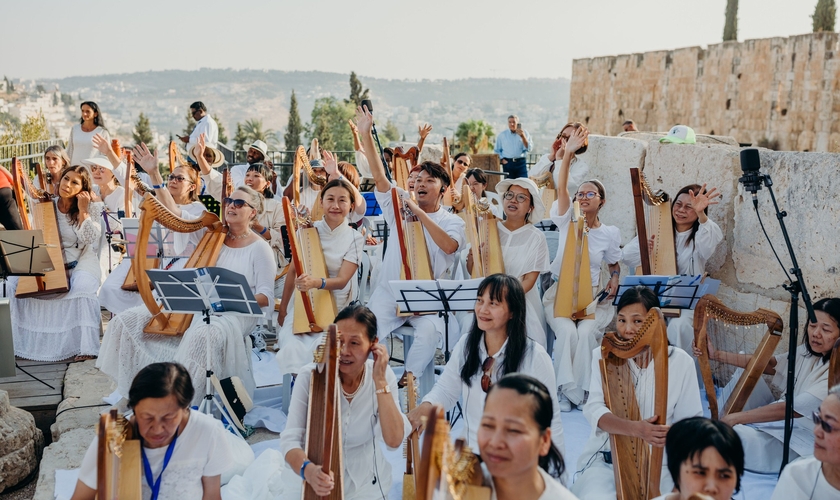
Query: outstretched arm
555 126 588 216
416 123 432 152
132 143 183 216
355 106 391 193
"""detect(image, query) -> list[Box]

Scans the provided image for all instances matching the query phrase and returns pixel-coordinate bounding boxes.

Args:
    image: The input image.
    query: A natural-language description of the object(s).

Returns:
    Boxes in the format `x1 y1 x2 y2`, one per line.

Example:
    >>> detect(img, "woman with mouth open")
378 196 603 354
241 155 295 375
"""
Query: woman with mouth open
696 297 840 473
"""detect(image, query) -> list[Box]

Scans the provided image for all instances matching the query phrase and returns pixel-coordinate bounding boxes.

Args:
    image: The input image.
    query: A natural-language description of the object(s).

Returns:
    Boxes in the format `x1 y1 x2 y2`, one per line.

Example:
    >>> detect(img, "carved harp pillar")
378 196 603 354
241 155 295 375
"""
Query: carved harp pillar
460 184 503 279
97 409 141 500
554 201 594 321
630 168 676 276
600 307 669 500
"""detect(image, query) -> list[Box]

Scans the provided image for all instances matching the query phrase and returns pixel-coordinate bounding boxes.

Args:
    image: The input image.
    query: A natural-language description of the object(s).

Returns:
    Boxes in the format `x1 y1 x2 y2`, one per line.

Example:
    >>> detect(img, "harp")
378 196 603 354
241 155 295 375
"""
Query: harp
531 167 556 222
416 405 489 500
600 307 669 500
694 295 784 420
391 187 433 282
120 143 159 293
33 162 48 196
282 196 335 334
96 408 141 500
392 146 419 191
630 168 676 277
219 169 232 225
441 138 458 207
303 140 327 222
403 372 421 500
461 183 503 278
303 324 344 500
135 193 225 335
554 201 594 321
11 157 70 298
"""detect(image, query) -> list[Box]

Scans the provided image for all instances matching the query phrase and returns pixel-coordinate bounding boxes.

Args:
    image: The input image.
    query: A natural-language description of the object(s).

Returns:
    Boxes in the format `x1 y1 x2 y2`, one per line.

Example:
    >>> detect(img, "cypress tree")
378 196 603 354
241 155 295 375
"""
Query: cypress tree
723 0 738 41
284 90 304 149
813 0 837 32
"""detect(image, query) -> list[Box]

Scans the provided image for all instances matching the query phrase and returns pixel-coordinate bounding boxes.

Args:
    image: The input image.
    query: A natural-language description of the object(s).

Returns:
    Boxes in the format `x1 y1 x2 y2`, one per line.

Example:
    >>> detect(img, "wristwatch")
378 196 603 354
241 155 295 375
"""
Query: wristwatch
375 385 391 395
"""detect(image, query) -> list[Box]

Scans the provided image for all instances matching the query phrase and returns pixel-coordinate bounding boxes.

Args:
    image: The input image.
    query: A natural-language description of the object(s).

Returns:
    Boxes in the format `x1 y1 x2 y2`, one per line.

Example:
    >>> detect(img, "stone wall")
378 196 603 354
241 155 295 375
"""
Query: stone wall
577 134 840 344
569 33 840 152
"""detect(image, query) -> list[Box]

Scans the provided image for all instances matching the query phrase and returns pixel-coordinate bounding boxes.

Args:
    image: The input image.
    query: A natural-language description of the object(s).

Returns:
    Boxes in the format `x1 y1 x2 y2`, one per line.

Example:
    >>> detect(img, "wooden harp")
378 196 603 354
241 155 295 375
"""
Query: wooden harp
303 324 344 500
531 169 556 222
391 187 433 283
461 183 504 278
600 307 669 500
630 168 676 277
96 408 141 500
392 146 419 192
554 201 594 320
403 372 421 500
135 193 225 335
694 295 783 420
121 145 160 293
282 196 335 334
441 138 456 207
11 157 70 298
303 140 327 222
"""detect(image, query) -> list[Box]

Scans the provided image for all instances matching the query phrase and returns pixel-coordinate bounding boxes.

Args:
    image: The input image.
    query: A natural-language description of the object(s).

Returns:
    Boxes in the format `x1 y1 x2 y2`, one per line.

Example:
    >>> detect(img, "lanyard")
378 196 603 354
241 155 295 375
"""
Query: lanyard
141 432 178 500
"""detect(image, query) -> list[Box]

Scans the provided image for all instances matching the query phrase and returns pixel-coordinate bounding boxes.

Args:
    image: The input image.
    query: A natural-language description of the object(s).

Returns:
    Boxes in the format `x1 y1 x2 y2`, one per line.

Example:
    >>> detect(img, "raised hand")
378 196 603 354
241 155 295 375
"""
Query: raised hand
92 133 112 156
689 184 721 215
322 150 338 178
564 126 588 157
549 136 564 162
196 133 206 157
418 123 432 139
76 191 92 213
370 342 390 386
355 106 374 135
132 143 160 177
347 119 359 136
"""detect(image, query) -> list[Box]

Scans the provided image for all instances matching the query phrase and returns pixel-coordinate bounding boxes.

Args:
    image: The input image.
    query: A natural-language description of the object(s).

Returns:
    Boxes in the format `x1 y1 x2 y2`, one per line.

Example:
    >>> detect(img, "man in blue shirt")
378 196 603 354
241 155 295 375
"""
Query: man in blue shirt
494 115 532 179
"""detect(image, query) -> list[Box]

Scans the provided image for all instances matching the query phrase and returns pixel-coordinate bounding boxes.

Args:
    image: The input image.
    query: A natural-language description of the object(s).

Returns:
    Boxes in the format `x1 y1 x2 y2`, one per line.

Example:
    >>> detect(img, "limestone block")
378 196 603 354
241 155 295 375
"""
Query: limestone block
51 360 118 441
33 427 95 500
732 151 840 297
0 390 45 493
620 131 740 147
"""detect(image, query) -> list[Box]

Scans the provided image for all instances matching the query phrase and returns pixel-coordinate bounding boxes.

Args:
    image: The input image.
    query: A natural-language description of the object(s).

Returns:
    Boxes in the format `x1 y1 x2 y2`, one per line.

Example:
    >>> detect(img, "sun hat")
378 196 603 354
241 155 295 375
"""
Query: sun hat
248 140 268 158
494 177 544 223
80 154 114 171
189 143 225 168
660 125 696 144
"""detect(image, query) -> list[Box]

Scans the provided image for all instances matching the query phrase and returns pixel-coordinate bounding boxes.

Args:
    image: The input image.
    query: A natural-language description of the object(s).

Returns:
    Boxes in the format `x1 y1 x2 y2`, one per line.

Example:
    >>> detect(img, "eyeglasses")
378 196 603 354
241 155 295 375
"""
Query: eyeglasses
481 356 495 393
813 411 837 433
224 197 254 209
575 191 600 199
168 174 193 183
455 159 470 166
503 191 530 203
90 165 107 172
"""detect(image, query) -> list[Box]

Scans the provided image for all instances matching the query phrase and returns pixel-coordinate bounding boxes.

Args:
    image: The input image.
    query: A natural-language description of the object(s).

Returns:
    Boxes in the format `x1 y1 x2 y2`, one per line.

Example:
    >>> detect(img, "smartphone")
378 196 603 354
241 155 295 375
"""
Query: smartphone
516 123 522 130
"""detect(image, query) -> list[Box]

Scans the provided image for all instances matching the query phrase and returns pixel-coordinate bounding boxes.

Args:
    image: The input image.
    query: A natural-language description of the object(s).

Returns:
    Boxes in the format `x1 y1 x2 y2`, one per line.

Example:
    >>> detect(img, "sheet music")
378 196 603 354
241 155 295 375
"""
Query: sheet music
0 230 56 275
147 267 263 317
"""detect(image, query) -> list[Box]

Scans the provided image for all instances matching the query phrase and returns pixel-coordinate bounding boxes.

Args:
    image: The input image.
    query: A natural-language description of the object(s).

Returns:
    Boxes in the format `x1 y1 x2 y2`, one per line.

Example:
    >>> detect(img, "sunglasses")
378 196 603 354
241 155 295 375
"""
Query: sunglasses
575 191 600 199
503 191 530 204
813 411 837 433
455 159 470 166
168 174 193 183
481 356 495 393
224 197 254 209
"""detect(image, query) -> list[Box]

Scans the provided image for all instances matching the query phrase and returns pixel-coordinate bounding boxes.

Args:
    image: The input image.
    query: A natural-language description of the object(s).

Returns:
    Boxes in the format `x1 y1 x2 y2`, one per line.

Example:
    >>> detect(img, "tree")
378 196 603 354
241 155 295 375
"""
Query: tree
235 119 279 149
454 120 496 154
133 112 154 148
813 0 837 32
0 112 50 146
723 0 738 41
233 123 248 150
36 84 46 94
213 114 228 145
284 90 304 149
381 120 400 143
346 71 370 108
306 97 355 151
182 109 196 137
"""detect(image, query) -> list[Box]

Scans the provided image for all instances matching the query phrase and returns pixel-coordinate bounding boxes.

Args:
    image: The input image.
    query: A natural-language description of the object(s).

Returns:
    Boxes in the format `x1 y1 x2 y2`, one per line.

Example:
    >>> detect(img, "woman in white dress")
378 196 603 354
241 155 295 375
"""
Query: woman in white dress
541 125 622 410
529 122 591 219
622 183 723 350
652 417 745 500
66 101 110 166
279 304 410 500
480 374 578 500
71 362 233 500
10 166 104 361
83 155 125 282
275 178 365 375
409 274 564 456
571 286 703 499
98 171 275 406
771 384 840 499
34 145 70 194
697 297 840 473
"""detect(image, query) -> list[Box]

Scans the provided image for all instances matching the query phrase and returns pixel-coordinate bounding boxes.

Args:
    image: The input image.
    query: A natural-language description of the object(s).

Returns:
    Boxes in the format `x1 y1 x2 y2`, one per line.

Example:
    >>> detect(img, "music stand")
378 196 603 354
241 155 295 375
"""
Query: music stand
613 275 720 311
147 266 263 434
101 210 124 273
121 218 176 261
359 177 376 192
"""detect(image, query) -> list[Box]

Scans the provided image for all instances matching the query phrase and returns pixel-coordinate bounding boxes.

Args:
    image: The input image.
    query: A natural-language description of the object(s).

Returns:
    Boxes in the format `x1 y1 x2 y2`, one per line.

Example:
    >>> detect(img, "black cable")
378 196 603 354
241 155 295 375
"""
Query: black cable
753 204 792 283
55 403 111 418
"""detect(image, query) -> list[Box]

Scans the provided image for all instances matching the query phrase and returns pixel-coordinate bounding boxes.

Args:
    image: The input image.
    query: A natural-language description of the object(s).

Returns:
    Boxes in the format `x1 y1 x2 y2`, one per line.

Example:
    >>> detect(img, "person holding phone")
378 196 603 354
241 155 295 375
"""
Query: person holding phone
179 101 218 155
494 115 532 179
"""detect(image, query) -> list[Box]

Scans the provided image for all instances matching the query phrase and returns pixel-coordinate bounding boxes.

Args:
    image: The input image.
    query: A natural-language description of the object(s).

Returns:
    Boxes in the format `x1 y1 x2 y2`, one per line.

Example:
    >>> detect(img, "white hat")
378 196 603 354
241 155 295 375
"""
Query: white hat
660 125 696 144
80 154 114 171
248 140 268 158
494 177 544 223
189 144 225 168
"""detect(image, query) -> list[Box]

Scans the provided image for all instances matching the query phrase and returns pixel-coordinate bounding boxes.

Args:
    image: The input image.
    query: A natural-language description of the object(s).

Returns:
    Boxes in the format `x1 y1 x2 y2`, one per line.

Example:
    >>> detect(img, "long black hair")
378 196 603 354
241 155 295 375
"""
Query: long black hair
79 101 105 128
246 163 276 199
488 374 565 479
666 417 744 493
461 274 528 386
128 362 194 409
804 297 840 363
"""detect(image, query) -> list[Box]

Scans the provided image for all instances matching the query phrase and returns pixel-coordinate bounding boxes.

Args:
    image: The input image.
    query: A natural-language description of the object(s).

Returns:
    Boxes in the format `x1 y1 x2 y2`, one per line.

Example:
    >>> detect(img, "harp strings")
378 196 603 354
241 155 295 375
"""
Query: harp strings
707 316 771 403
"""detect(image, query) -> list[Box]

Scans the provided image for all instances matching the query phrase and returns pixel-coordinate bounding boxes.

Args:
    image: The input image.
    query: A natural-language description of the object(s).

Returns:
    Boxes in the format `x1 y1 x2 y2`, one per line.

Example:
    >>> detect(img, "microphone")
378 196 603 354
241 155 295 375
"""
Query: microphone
361 99 373 114
738 148 763 207
360 98 392 182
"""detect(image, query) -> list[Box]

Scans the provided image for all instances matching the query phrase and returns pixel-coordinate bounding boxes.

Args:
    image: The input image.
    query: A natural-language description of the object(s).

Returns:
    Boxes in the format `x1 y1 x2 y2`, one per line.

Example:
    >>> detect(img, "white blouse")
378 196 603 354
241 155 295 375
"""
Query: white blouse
487 466 578 500
770 456 840 499
313 219 365 308
58 200 104 278
621 218 723 275
530 154 590 197
548 201 622 286
66 124 110 166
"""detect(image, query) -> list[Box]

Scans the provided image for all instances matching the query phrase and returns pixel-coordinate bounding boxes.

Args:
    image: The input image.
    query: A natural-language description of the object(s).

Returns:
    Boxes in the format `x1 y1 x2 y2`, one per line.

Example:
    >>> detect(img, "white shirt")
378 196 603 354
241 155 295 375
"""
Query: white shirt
423 334 565 455
77 410 232 499
67 124 110 166
313 219 365 308
487 466 579 500
498 222 550 344
621 218 723 275
771 456 840 499
548 201 622 286
280 360 411 497
529 154 590 197
187 115 219 153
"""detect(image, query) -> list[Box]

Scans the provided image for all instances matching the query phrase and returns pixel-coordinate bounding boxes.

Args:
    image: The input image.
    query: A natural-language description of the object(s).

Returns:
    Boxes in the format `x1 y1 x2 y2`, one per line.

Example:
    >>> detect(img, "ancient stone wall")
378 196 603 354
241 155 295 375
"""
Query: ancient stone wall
569 33 840 152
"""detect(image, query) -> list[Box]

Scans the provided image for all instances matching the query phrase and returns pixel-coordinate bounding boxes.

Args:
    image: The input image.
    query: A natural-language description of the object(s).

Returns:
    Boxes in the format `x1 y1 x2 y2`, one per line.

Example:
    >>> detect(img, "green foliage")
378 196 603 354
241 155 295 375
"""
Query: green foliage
455 120 495 154
4 76 13 94
214 114 228 145
233 123 248 150
813 0 837 32
381 120 400 143
306 96 355 151
0 112 50 146
346 71 370 108
133 112 154 148
60 93 74 106
52 93 59 106
36 84 46 94
723 0 738 41
236 119 279 149
284 90 304 149
182 109 196 137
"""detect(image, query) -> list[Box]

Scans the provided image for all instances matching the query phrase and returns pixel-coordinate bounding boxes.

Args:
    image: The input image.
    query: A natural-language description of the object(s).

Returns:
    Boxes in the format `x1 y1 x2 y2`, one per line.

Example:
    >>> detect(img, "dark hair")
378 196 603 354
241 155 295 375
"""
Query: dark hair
417 160 451 189
578 178 606 210
558 122 588 154
452 152 472 166
487 374 565 479
128 362 194 409
79 101 105 128
57 165 93 226
461 274 528 386
623 120 636 126
334 303 377 341
246 163 276 199
672 184 707 248
804 297 840 363
464 168 488 198
616 285 660 313
190 101 207 112
666 417 744 493
320 178 356 210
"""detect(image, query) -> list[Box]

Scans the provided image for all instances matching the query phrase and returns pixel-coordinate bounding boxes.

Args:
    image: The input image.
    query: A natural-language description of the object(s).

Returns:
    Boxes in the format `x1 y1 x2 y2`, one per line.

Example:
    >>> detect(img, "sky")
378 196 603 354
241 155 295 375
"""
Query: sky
1 0 816 81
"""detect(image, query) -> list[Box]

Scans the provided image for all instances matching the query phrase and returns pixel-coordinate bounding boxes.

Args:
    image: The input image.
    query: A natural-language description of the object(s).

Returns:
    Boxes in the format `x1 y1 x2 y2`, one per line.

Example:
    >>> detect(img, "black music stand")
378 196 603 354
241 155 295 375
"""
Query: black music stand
121 218 176 262
612 275 718 311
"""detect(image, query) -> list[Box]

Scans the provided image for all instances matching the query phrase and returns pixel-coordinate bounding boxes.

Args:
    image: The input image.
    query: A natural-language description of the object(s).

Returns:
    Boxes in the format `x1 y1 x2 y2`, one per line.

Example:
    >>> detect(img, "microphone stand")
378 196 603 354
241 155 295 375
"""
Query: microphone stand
370 122 392 182
752 174 816 472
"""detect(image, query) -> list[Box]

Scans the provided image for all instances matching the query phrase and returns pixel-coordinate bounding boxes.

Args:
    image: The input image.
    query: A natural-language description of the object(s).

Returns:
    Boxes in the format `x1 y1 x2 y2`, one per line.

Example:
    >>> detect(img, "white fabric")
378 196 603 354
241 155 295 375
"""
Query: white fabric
229 163 249 189
571 346 703 500
487 466 578 500
77 410 232 499
422 334 565 455
187 115 219 153
354 150 372 177
66 125 110 166
529 154 590 198
547 201 622 284
98 187 126 283
97 239 275 405
279 360 410 500
498 221 550 348
621 218 723 275
367 188 466 375
770 456 840 499
10 202 103 361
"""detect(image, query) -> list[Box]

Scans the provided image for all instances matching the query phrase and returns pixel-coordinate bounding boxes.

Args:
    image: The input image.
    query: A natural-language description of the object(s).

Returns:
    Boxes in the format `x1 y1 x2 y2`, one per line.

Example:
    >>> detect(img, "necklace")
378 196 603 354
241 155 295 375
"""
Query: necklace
341 365 365 399
226 230 250 240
